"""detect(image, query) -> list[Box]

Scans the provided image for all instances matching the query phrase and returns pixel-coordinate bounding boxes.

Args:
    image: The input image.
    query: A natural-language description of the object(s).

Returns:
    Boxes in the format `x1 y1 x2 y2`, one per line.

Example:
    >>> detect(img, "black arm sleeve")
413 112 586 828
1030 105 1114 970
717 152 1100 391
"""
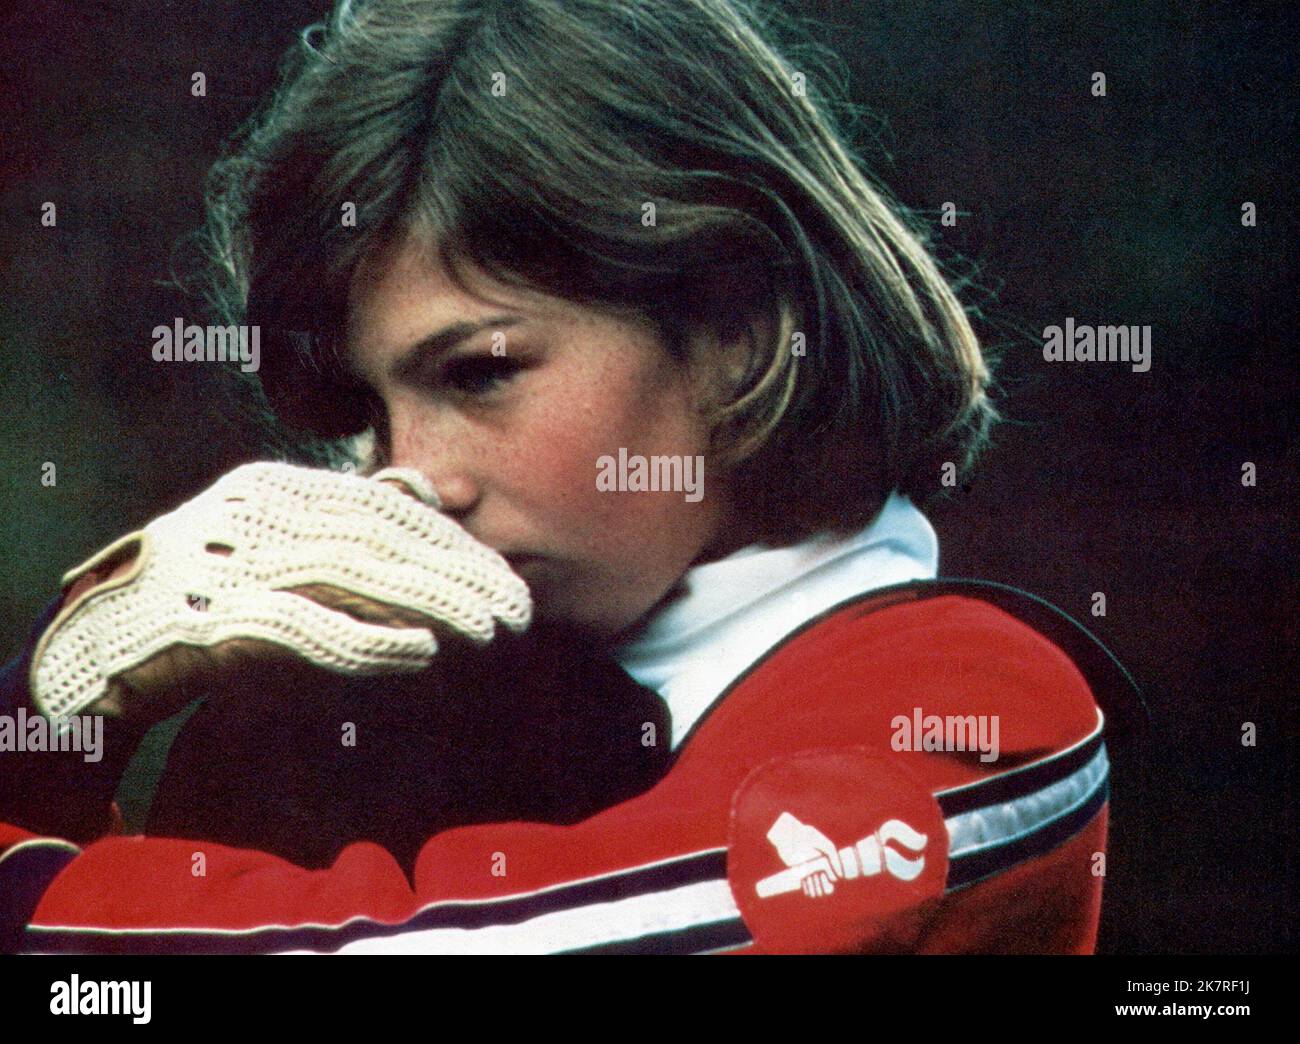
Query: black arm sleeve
144 621 673 876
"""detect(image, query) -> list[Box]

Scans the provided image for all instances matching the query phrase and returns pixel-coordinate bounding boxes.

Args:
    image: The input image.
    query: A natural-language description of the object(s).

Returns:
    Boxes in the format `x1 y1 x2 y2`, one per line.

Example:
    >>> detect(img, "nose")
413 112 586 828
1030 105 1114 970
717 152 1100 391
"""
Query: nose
422 473 479 517
386 405 482 519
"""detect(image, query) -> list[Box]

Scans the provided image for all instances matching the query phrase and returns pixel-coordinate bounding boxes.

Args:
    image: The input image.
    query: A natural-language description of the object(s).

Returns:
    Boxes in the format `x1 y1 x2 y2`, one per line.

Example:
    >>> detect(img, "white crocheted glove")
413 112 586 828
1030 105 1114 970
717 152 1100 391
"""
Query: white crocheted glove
30 461 532 718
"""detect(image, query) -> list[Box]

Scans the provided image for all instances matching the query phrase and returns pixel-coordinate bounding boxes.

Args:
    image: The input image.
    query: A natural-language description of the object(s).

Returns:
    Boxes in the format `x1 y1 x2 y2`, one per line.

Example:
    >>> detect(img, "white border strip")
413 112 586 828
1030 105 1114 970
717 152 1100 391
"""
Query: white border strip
0 837 81 869
945 744 1109 859
28 847 728 940
277 879 741 955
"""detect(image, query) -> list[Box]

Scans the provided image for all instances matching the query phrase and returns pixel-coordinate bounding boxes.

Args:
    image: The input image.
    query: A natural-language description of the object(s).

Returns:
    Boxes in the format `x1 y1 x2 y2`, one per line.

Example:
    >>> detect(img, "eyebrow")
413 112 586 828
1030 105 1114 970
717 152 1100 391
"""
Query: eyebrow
387 315 524 383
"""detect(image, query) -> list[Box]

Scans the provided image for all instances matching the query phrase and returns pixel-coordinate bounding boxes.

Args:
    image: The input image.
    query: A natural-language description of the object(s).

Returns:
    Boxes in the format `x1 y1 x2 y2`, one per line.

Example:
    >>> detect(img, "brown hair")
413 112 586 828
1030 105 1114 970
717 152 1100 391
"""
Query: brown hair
196 0 997 543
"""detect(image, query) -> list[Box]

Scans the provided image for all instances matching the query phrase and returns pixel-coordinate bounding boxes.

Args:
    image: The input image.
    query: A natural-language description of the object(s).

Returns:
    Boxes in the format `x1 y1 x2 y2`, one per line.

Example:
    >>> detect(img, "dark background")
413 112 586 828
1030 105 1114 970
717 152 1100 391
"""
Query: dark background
1 0 1294 953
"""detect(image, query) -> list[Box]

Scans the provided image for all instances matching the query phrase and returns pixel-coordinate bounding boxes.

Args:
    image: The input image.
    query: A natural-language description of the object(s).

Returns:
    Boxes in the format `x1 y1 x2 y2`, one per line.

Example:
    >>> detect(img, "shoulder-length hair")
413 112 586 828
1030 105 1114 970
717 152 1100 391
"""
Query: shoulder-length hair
197 0 997 544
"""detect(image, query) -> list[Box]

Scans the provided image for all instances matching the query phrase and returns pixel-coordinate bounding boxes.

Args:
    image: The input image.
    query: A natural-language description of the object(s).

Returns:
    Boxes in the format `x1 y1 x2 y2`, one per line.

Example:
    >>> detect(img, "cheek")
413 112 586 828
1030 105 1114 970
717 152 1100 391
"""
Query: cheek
515 362 711 550
514 399 642 540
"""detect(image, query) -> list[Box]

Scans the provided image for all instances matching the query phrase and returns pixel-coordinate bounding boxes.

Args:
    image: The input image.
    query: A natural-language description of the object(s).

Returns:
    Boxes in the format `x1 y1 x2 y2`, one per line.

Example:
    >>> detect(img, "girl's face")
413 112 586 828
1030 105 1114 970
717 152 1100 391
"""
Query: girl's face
345 236 739 639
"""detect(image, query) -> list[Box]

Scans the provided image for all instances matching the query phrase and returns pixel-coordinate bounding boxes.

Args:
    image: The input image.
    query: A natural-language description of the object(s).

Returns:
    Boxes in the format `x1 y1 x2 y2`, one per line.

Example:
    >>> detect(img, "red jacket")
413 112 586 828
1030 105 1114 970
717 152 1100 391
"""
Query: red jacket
0 585 1108 954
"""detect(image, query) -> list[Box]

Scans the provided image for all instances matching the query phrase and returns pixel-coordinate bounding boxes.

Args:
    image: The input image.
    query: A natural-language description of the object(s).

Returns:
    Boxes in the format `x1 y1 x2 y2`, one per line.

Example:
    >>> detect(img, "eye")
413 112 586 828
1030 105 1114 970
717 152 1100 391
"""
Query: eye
439 354 525 397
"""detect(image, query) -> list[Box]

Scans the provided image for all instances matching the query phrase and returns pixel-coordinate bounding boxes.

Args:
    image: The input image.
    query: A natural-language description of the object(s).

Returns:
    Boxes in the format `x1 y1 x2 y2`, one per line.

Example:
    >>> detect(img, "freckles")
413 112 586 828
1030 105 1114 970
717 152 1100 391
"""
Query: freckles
509 424 601 527
526 329 698 531
527 386 619 480
388 413 435 465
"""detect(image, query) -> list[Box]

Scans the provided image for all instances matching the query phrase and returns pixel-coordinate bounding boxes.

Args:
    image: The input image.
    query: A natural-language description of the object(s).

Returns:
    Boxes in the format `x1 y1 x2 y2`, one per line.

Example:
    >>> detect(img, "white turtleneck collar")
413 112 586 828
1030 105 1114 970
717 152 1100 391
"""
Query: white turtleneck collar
611 492 939 750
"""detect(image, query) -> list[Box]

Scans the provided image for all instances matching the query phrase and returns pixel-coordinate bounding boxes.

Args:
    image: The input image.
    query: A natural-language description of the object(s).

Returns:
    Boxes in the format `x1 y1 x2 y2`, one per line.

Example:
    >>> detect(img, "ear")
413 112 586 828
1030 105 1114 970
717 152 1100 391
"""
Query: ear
687 302 781 413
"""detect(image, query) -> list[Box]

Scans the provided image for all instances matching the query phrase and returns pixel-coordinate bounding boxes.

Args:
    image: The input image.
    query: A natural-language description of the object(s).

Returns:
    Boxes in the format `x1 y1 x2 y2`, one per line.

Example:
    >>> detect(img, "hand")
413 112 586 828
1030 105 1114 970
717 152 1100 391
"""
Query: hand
766 811 846 896
30 462 532 726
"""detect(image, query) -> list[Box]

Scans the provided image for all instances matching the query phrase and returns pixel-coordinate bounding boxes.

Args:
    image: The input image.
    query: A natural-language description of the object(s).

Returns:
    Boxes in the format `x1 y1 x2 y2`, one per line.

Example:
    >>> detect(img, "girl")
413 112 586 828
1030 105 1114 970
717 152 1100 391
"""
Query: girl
0 0 1108 954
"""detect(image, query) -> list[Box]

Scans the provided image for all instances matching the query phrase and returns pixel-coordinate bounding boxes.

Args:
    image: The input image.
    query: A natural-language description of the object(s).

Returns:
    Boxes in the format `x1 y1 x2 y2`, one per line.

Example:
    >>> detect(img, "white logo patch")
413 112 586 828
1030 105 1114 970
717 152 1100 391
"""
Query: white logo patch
755 812 928 899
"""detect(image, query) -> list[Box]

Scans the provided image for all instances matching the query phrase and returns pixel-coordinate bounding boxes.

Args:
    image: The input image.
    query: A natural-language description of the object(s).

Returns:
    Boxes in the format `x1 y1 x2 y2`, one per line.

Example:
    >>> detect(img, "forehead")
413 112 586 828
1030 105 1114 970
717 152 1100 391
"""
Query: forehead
347 238 542 355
